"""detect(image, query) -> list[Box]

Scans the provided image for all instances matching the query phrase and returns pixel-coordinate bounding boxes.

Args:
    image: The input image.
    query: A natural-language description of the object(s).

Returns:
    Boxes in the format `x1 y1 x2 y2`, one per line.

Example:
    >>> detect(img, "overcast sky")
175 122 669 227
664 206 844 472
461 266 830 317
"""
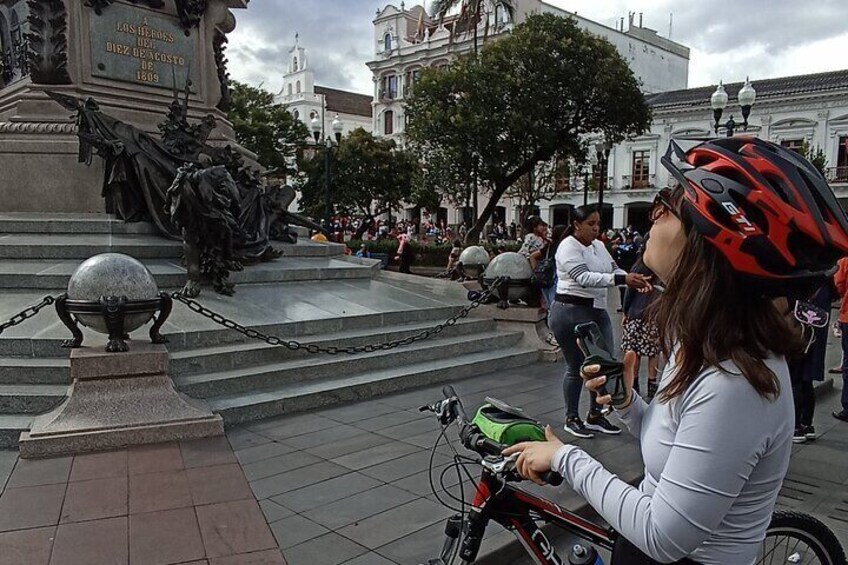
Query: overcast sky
227 0 848 96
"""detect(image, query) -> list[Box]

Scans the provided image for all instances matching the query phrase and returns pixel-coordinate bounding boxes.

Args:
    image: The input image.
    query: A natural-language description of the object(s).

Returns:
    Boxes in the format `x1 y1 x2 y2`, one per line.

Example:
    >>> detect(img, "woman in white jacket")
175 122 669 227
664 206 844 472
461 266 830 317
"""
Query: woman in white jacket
550 205 651 438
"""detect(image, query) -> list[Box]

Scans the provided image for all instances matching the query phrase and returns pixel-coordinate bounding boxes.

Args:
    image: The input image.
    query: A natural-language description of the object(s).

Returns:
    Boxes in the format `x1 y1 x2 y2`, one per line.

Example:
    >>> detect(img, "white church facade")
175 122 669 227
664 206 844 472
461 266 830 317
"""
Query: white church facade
276 39 372 140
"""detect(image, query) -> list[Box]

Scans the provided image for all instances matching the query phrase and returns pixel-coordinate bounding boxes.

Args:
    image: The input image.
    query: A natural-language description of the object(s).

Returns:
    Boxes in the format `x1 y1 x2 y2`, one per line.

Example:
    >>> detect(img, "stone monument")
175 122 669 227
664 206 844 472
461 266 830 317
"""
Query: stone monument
0 0 248 214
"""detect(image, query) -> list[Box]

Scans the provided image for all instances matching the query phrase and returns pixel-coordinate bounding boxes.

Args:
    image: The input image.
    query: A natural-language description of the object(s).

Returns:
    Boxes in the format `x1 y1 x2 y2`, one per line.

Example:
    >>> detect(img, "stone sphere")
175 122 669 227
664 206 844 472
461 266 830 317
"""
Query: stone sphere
482 252 535 302
67 254 159 334
457 246 489 276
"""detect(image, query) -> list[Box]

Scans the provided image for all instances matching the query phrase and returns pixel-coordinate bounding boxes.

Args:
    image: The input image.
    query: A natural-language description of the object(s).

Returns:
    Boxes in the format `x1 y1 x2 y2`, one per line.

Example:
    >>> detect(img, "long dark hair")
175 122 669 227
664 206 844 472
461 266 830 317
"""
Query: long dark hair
563 205 599 239
648 199 805 403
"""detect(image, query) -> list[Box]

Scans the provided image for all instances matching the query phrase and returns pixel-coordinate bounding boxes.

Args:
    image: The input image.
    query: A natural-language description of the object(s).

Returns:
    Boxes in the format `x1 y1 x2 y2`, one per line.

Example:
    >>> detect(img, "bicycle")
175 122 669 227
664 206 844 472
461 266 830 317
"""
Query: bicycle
419 386 848 565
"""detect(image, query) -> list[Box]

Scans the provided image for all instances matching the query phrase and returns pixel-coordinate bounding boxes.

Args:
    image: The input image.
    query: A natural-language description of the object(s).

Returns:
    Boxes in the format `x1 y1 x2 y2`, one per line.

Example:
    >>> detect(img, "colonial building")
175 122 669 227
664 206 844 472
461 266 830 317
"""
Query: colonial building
367 0 691 229
541 69 848 233
276 38 372 139
0 1 28 89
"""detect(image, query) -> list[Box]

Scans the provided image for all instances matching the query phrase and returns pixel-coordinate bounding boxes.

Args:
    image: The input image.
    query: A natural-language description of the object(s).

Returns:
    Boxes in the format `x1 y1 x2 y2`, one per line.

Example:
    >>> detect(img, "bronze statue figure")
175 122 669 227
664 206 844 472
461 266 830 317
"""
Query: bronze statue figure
46 87 316 297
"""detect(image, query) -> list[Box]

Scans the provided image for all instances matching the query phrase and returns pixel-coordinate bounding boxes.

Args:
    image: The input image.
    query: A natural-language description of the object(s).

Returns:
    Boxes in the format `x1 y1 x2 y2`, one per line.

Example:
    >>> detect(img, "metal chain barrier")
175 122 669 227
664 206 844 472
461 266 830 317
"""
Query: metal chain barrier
0 295 59 336
170 277 506 355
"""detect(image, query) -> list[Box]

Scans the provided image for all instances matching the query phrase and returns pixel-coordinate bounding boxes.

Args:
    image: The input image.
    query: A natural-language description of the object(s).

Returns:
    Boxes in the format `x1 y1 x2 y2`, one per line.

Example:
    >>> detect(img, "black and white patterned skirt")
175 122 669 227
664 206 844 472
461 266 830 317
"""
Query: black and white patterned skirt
621 318 660 358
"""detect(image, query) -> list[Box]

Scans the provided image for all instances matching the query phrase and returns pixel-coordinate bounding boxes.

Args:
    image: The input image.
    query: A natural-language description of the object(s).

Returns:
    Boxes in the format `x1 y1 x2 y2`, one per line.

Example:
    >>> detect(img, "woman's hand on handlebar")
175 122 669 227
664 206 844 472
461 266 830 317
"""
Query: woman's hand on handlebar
624 273 653 293
501 426 564 486
583 350 638 409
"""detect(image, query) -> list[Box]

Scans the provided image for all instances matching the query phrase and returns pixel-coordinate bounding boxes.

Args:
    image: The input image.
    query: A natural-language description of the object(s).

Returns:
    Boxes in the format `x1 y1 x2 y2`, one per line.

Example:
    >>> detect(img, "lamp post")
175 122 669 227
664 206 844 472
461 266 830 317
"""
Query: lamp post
594 139 612 225
311 114 344 233
710 78 757 137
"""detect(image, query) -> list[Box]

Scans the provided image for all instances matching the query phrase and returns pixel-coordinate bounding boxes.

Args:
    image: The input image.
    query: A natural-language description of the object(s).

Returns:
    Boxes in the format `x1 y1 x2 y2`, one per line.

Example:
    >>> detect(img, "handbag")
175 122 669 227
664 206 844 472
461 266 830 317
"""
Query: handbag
533 257 556 289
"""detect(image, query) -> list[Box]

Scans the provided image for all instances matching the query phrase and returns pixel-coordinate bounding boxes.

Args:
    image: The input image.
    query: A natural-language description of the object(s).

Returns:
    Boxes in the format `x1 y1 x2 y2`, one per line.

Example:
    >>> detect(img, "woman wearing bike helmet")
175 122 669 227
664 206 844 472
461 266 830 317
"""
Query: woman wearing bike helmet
505 137 848 565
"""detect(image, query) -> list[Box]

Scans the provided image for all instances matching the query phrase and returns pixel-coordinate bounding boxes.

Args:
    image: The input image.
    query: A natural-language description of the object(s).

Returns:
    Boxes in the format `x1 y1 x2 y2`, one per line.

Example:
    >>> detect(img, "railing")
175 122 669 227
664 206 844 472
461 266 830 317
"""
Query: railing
621 174 655 190
826 167 848 184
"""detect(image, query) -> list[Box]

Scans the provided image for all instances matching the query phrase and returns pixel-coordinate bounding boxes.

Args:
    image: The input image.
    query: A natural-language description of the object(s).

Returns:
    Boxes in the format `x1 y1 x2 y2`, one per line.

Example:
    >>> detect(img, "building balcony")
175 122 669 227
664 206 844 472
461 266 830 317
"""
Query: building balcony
826 167 848 185
621 174 655 190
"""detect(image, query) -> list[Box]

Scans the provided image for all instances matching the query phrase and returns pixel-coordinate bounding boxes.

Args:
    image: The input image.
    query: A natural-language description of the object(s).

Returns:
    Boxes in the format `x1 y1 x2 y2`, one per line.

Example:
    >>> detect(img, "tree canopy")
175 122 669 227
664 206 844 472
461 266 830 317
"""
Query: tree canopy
227 81 309 177
405 13 652 242
297 128 423 236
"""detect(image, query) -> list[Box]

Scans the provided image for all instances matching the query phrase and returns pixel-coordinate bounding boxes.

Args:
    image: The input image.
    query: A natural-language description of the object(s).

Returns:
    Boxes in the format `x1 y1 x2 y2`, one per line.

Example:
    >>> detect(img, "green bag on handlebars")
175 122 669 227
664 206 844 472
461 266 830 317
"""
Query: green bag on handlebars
471 398 546 447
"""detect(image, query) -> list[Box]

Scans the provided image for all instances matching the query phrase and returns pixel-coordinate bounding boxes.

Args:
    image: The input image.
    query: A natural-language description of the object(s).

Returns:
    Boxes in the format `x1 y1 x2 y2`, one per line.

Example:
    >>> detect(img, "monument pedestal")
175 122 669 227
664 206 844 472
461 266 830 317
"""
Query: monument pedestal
19 342 223 459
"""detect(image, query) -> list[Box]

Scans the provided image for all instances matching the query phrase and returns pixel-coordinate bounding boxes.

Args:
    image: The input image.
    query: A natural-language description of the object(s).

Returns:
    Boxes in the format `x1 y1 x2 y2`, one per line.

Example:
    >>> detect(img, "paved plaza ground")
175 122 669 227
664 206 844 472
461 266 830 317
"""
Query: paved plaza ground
0 357 845 564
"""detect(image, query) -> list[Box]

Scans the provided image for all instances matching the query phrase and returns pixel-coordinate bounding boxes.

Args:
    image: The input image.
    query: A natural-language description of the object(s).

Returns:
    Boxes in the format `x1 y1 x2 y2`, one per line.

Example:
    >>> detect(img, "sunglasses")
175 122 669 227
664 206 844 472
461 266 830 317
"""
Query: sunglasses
650 188 681 223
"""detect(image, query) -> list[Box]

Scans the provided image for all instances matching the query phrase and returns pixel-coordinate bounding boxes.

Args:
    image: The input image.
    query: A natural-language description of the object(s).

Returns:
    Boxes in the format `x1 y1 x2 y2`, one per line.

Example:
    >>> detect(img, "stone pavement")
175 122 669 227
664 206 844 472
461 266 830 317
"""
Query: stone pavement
0 436 284 565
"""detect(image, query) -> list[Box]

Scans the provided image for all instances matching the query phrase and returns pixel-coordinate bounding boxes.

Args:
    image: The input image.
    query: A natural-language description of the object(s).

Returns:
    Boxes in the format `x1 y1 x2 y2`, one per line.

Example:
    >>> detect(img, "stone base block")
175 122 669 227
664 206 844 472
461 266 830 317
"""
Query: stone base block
18 343 223 458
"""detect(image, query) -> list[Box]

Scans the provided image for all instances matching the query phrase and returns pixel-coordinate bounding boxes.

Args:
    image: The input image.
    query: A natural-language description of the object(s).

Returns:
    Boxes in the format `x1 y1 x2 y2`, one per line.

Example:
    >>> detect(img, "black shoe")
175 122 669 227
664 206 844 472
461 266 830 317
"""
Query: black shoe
792 427 808 444
833 410 848 423
804 425 817 440
564 416 594 439
584 414 621 435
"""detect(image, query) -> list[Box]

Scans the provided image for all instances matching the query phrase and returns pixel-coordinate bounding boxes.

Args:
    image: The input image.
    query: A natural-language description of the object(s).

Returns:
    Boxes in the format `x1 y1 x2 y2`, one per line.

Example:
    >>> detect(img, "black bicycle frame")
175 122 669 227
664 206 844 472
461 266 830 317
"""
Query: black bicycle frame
455 468 617 564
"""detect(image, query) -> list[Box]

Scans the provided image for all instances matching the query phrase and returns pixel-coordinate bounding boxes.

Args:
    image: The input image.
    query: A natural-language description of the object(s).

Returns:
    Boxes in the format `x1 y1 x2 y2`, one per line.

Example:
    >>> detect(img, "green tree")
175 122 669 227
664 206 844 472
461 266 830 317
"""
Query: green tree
406 13 652 242
430 0 516 224
801 140 829 177
297 128 423 238
431 0 516 54
227 81 309 178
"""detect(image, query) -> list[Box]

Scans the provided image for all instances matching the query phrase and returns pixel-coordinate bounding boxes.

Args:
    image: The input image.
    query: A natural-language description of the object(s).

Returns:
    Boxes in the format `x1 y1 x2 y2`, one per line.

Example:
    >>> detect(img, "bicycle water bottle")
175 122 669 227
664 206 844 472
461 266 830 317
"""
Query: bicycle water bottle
568 543 603 565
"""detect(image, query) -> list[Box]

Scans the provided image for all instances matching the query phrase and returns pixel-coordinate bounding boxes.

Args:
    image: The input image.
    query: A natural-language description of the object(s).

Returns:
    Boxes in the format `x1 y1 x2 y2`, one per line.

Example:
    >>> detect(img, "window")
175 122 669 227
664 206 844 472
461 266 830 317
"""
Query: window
296 81 301 93
384 33 393 52
293 110 299 120
293 56 298 71
404 69 421 97
553 160 570 193
631 150 650 188
384 111 394 135
781 139 804 154
495 2 512 25
837 137 848 182
381 75 398 99
287 84 292 96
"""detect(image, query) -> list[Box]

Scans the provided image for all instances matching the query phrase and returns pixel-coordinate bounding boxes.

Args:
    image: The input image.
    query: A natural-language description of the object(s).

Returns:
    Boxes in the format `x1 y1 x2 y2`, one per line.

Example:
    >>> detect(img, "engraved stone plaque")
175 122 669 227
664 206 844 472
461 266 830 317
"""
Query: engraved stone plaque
89 4 198 90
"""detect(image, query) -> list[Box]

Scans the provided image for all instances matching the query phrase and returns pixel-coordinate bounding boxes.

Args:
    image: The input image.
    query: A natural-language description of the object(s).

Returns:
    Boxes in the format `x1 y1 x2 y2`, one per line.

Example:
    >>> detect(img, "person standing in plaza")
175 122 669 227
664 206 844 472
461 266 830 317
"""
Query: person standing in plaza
505 138 848 564
621 251 661 399
549 205 652 438
833 256 848 423
395 233 414 274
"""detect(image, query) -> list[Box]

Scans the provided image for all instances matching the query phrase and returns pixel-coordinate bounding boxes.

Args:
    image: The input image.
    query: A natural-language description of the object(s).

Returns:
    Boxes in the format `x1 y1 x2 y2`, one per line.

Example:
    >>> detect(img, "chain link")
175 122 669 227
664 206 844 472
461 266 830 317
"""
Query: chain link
170 278 505 355
0 295 59 336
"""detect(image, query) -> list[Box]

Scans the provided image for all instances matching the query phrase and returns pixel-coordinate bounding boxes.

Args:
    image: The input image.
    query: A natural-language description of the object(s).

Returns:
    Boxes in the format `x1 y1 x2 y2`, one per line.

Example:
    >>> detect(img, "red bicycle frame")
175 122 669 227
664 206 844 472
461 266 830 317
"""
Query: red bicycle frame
453 467 617 564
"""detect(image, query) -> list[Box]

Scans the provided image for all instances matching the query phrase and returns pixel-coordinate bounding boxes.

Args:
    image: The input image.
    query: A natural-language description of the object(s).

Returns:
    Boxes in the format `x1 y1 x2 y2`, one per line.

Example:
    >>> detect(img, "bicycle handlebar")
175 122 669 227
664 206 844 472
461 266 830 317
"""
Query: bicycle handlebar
422 386 564 487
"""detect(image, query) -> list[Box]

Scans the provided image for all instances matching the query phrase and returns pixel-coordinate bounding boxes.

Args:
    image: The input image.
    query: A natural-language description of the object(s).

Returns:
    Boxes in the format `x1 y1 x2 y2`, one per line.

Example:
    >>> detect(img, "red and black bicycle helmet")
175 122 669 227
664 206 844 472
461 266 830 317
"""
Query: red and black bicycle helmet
661 136 848 287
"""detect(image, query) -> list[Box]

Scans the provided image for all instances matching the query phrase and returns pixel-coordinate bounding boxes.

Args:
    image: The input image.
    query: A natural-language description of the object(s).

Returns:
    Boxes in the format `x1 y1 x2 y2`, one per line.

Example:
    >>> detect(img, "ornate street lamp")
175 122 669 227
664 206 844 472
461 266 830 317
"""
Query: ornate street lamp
711 78 756 137
594 139 612 225
311 114 344 232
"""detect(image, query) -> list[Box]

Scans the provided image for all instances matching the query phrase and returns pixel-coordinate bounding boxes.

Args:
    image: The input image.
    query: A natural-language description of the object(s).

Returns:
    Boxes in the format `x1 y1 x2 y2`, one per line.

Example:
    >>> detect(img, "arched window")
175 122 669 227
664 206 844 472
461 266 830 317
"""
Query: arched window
293 56 298 71
384 111 394 135
293 110 299 120
296 81 301 93
384 33 393 52
287 84 292 96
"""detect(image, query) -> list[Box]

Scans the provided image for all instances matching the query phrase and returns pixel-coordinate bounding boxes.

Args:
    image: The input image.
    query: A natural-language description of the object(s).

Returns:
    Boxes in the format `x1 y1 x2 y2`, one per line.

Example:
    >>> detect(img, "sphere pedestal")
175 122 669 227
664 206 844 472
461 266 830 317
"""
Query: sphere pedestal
18 343 223 459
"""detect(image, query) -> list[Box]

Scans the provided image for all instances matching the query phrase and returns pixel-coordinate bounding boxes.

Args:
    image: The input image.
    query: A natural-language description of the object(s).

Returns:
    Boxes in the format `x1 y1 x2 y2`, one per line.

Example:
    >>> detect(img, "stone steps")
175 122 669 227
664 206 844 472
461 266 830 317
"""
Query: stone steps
174 330 521 399
0 317 494 386
0 215 542 448
0 256 377 289
0 213 159 235
170 317 494 376
210 346 540 426
0 415 34 450
0 384 67 414
0 233 346 261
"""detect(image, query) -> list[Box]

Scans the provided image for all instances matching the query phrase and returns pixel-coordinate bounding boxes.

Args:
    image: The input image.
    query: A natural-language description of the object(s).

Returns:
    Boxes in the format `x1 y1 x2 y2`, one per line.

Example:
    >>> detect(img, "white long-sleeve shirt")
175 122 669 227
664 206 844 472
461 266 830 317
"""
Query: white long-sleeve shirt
551 353 793 564
555 236 625 310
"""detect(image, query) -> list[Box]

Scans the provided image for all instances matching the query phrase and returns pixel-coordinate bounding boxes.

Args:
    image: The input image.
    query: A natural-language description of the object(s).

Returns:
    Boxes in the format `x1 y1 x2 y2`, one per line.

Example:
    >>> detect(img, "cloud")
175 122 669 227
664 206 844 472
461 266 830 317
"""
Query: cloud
227 0 376 95
227 0 848 96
